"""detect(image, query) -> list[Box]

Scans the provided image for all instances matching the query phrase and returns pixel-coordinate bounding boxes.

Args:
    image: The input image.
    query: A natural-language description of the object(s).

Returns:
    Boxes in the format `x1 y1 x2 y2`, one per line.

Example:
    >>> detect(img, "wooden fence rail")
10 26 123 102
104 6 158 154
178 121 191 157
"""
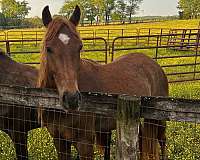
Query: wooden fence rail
1 84 200 159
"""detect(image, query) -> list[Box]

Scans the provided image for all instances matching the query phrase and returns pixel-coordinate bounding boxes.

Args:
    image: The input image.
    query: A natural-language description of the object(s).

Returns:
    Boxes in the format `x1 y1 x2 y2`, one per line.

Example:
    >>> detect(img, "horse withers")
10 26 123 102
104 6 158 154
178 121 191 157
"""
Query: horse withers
0 50 39 160
39 5 168 160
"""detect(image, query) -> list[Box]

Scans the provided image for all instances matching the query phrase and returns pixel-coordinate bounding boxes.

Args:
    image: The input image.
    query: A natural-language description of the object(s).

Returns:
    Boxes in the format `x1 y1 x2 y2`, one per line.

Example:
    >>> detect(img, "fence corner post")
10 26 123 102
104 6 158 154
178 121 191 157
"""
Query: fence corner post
116 95 141 160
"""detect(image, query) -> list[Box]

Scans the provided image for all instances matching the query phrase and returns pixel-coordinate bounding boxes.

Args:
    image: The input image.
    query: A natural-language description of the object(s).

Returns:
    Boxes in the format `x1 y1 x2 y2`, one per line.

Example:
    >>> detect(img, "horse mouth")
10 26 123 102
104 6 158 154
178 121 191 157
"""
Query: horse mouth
62 91 82 110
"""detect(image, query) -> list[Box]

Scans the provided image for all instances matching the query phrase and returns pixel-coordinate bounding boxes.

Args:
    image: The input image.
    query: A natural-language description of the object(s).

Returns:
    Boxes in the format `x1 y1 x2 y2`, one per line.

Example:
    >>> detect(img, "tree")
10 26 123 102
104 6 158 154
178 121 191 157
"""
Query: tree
126 0 142 23
89 0 105 24
114 0 127 22
24 16 43 28
60 0 142 24
17 0 31 19
59 1 76 18
1 0 18 18
0 12 6 27
103 0 115 24
60 0 101 25
178 0 200 19
1 0 30 26
85 3 98 24
60 0 90 25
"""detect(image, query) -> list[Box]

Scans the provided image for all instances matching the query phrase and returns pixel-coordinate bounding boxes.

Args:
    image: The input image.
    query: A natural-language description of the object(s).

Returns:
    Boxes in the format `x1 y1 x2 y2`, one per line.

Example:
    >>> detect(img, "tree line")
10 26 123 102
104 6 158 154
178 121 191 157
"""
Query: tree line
59 0 143 25
0 0 199 28
178 0 200 19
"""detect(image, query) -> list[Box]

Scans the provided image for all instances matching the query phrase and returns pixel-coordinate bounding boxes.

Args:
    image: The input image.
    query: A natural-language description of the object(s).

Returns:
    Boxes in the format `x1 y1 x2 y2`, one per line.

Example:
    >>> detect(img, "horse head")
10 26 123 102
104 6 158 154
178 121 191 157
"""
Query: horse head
39 5 82 110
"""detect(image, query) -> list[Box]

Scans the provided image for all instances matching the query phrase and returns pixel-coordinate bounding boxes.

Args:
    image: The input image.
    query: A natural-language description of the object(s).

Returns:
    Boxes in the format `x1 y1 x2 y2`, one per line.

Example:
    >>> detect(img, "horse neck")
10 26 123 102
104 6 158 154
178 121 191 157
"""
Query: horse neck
78 59 101 91
79 59 98 73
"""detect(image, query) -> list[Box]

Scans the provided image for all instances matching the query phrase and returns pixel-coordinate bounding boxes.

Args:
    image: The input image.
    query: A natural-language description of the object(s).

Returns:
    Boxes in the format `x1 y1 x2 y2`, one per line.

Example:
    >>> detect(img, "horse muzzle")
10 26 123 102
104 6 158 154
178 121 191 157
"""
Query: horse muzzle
62 91 82 110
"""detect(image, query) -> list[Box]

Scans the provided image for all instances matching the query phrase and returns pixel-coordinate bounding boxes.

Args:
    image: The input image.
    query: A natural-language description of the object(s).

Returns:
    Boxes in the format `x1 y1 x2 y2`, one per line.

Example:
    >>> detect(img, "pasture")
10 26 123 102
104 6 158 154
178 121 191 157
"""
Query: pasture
0 19 200 159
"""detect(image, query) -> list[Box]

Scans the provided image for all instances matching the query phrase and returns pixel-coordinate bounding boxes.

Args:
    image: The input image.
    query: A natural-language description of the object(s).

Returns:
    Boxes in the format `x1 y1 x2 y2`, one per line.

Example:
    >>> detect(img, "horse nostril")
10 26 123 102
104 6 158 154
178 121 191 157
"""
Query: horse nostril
62 91 81 110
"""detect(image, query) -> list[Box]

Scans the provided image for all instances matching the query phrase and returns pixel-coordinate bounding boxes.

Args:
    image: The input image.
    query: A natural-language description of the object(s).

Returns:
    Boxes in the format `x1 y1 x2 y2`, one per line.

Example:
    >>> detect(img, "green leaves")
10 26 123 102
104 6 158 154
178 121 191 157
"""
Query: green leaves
0 0 31 27
178 0 200 19
1 0 30 19
59 0 143 24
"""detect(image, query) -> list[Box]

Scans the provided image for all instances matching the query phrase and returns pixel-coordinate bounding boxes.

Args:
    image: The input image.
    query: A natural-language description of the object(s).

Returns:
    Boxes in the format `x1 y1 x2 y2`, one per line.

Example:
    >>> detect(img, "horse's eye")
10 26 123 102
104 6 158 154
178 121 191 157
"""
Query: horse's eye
46 47 53 53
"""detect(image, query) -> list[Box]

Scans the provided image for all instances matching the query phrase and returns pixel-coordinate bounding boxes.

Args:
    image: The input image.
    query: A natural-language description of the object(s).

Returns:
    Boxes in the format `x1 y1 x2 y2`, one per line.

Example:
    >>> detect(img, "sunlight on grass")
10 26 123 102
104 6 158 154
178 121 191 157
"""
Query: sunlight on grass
1 19 200 159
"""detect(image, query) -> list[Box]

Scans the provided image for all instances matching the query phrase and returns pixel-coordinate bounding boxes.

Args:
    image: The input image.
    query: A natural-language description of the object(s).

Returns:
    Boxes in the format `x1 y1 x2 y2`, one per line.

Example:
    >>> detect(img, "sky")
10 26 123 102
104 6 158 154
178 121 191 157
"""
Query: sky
22 0 179 18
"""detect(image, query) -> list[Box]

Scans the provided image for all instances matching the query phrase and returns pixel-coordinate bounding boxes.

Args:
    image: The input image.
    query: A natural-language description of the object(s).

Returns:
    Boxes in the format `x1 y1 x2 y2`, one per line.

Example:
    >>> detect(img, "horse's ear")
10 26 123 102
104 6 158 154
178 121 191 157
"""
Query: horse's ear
69 5 81 26
42 5 52 27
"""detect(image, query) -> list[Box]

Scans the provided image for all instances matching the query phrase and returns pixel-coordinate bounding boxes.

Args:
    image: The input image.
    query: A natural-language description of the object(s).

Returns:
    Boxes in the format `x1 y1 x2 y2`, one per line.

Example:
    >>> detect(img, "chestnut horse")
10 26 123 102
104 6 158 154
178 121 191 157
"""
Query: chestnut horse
0 50 39 160
38 5 168 160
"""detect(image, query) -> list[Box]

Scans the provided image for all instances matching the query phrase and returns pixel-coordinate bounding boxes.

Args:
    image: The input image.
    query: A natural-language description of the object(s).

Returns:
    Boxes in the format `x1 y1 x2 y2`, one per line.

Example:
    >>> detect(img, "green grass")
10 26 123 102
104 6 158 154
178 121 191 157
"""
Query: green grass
1 82 200 159
2 85 200 160
1 19 200 159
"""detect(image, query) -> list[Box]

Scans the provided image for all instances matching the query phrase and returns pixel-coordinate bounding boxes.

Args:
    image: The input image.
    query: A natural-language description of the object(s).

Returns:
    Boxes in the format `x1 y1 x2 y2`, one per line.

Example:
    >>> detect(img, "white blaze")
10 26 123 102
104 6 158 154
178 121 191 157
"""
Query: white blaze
58 33 70 45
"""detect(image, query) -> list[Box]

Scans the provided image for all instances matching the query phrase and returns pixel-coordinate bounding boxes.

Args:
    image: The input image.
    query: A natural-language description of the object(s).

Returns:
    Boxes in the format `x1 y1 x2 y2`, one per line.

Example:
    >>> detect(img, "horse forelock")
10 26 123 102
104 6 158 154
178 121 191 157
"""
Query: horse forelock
44 17 79 42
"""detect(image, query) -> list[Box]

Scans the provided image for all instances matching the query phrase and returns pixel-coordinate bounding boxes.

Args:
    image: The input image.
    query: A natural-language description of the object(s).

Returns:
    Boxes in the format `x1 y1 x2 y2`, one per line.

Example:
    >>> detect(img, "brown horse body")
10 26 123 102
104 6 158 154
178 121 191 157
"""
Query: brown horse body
39 6 168 160
0 51 39 160
79 54 168 159
79 54 168 96
0 52 37 86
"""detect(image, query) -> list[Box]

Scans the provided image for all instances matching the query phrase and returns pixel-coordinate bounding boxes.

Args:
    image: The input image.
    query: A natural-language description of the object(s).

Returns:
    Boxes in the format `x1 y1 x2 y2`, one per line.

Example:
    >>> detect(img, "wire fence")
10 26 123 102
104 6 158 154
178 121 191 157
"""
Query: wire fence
0 37 108 65
0 84 200 159
0 28 200 159
0 28 200 83
111 30 200 83
0 28 196 43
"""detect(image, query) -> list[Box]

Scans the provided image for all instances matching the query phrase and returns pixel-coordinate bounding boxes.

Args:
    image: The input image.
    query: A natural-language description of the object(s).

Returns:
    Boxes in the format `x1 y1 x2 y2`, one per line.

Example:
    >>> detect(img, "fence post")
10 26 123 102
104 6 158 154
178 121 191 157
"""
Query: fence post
6 41 10 56
180 29 186 49
193 29 200 80
155 36 159 61
147 28 151 46
121 29 124 45
107 29 110 43
117 95 140 160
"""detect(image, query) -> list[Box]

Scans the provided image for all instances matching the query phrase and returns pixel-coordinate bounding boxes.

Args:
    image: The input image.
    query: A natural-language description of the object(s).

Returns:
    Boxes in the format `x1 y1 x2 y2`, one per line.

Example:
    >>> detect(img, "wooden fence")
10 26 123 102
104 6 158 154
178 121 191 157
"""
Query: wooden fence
0 84 200 159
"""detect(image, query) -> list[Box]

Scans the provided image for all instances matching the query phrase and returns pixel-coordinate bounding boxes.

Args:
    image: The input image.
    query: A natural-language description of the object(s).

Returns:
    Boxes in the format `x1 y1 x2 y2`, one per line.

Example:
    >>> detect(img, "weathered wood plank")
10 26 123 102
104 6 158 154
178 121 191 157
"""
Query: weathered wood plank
0 84 117 116
141 96 200 123
0 84 62 111
117 95 140 160
1 84 200 122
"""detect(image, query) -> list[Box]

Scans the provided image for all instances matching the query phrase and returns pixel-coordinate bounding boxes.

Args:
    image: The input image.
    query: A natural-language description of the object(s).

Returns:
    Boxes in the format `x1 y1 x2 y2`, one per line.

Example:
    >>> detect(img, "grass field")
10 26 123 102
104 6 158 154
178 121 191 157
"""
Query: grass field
0 19 199 41
0 19 200 159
